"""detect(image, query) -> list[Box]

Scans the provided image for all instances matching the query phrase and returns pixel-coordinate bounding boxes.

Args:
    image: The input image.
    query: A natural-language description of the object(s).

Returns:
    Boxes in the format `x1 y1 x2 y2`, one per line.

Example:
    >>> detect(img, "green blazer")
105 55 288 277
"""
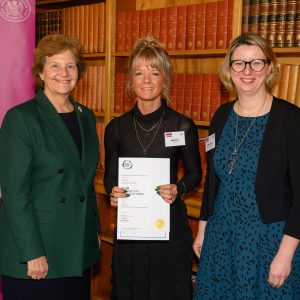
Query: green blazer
0 90 100 279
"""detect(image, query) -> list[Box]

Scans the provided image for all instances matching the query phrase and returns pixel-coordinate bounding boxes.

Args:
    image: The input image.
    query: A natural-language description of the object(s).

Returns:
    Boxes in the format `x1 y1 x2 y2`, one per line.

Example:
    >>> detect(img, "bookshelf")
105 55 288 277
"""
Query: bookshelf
35 0 300 298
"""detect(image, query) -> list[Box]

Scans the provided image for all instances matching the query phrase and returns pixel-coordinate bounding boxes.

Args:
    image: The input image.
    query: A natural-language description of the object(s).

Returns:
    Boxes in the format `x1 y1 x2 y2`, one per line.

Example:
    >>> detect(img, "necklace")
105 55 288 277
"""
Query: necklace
228 94 268 174
134 111 165 155
136 118 161 136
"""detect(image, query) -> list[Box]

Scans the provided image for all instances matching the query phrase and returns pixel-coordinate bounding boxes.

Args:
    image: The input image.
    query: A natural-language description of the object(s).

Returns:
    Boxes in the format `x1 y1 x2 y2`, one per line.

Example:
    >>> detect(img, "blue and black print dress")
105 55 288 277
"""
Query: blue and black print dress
193 109 300 300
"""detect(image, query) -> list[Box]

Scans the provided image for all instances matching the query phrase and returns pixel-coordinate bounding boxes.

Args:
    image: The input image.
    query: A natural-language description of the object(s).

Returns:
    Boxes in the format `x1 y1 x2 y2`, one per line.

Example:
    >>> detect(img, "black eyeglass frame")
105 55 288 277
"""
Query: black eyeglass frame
229 59 271 72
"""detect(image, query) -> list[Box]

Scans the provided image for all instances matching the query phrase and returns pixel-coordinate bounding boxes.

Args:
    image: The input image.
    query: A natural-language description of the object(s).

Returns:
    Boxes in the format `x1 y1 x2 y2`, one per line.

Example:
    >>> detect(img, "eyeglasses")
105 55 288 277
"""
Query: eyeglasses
230 59 270 72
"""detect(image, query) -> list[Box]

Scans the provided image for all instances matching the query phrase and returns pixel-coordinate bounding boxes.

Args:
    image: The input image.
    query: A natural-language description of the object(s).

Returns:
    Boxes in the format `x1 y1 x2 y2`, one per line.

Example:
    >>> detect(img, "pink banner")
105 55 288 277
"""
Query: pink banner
0 0 36 126
0 1 35 297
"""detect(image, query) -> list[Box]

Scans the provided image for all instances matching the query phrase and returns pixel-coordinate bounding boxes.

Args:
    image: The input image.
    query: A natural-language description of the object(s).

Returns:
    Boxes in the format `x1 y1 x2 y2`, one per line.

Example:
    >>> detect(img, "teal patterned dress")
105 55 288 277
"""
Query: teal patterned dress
193 110 300 300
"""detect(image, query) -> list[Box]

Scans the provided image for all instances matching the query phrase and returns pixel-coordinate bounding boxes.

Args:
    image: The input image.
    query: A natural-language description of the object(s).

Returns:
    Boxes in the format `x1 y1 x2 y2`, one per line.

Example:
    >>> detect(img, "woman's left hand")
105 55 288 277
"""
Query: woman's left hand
268 253 292 288
156 184 178 204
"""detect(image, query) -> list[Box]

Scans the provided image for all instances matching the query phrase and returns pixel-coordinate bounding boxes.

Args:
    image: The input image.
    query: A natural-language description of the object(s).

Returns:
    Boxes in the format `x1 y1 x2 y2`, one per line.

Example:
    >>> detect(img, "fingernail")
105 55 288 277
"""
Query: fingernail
155 186 160 191
123 189 128 193
156 191 160 195
125 193 130 197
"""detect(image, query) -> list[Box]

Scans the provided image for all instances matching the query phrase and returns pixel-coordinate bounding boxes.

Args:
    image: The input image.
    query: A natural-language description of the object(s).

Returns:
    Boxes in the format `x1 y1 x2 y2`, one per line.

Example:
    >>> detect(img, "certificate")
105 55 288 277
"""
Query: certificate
117 157 170 240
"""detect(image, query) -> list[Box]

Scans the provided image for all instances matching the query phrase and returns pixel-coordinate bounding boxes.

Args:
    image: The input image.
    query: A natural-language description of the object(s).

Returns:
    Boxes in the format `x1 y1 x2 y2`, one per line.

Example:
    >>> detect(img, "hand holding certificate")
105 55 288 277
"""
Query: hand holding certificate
117 157 170 240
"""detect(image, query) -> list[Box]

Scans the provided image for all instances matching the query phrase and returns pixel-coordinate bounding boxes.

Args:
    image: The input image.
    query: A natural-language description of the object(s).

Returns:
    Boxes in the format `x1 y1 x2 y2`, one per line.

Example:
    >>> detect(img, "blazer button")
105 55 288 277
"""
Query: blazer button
80 196 85 202
60 197 66 203
58 168 65 174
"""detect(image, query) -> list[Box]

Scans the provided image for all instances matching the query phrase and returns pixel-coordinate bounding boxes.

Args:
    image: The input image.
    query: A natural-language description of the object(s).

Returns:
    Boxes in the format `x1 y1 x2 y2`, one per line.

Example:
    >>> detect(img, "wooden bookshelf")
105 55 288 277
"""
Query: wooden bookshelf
35 0 300 297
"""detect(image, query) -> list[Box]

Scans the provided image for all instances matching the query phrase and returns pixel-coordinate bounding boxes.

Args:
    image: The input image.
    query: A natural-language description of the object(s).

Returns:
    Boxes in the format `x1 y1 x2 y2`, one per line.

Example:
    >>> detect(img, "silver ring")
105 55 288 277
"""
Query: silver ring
110 192 114 198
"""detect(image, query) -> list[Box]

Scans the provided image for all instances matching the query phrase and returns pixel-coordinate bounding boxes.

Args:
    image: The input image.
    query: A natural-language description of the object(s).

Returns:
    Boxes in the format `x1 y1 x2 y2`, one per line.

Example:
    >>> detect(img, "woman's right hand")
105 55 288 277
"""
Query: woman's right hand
27 256 48 280
110 186 128 207
192 220 207 258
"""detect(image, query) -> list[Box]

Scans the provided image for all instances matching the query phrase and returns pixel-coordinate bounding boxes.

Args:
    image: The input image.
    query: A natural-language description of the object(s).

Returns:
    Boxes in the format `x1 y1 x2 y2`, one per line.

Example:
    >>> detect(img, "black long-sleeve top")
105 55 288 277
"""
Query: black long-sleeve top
104 100 202 231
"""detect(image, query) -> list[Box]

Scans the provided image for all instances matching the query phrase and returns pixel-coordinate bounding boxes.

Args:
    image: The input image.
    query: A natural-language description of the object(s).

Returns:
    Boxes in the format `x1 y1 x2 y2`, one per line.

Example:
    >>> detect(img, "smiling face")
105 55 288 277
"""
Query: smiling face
39 49 78 101
132 60 165 106
230 45 271 96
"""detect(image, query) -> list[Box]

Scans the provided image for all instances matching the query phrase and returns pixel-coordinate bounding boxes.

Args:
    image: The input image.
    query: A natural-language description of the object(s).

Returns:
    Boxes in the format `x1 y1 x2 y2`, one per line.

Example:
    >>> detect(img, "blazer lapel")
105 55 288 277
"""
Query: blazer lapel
35 90 83 174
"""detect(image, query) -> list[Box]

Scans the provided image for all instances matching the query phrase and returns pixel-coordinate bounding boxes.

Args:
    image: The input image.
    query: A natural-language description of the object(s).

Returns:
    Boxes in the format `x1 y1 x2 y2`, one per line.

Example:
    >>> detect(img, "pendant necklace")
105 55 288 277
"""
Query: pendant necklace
228 94 268 174
134 111 165 155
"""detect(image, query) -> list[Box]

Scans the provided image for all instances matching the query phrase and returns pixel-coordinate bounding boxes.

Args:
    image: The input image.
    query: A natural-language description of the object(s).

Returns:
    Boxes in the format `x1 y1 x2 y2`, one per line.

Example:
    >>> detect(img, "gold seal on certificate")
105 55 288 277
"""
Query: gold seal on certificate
155 219 165 230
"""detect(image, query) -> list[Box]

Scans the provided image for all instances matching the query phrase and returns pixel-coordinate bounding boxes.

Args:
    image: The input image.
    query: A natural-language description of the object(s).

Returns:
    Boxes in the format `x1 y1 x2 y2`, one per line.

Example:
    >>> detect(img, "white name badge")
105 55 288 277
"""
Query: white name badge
164 131 186 147
205 133 215 152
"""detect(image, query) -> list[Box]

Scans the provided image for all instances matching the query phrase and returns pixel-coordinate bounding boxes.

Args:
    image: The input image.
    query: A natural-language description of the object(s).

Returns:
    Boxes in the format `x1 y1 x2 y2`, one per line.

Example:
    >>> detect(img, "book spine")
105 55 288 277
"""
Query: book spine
191 74 203 121
201 74 212 122
159 8 168 48
91 66 98 112
195 3 206 50
124 11 132 52
205 1 217 49
198 138 207 189
98 66 104 113
294 66 300 107
186 4 196 50
116 11 126 52
176 5 187 51
209 74 222 121
274 1 287 48
114 73 125 114
92 3 99 53
227 0 234 45
146 9 153 36
286 64 299 104
176 74 185 114
78 5 84 51
183 73 193 118
248 0 259 34
139 10 146 39
167 6 177 51
294 1 300 46
83 5 89 53
217 0 229 49
258 0 270 40
131 10 140 49
278 64 291 100
152 8 161 39
88 5 94 53
170 73 177 110
267 1 278 47
284 0 297 47
242 0 251 33
123 74 131 113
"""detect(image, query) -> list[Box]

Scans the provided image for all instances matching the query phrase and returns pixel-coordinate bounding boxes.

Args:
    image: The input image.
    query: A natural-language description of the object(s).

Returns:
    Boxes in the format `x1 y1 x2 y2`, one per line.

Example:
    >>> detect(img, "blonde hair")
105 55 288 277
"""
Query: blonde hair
127 35 172 101
219 33 278 93
32 34 85 90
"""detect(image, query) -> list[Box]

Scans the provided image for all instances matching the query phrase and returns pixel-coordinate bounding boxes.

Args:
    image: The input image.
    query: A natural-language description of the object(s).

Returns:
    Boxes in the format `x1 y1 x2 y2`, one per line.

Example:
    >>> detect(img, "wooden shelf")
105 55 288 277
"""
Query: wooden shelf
100 229 114 244
113 49 228 58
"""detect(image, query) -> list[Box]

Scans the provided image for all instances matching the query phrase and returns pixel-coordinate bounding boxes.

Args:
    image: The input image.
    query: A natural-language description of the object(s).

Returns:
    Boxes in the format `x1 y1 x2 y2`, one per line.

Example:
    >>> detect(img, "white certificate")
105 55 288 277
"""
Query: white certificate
117 157 170 240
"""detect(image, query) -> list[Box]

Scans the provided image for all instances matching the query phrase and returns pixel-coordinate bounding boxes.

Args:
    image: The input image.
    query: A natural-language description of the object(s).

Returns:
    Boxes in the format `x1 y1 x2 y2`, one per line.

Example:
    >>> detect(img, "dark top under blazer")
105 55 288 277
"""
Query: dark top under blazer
0 90 100 279
200 97 300 240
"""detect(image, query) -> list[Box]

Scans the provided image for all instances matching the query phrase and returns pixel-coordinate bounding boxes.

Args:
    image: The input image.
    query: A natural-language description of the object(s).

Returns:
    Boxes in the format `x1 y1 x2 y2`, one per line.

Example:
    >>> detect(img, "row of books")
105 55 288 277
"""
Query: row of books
62 3 105 53
36 2 106 53
273 63 300 106
242 0 300 47
71 65 105 113
116 0 233 53
36 10 62 43
96 121 105 170
114 72 229 122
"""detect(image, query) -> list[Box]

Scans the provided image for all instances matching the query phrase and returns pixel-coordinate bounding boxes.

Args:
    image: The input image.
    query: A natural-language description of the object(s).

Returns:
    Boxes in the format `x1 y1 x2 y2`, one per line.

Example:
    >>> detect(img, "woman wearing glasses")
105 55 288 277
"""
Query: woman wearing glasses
193 33 300 299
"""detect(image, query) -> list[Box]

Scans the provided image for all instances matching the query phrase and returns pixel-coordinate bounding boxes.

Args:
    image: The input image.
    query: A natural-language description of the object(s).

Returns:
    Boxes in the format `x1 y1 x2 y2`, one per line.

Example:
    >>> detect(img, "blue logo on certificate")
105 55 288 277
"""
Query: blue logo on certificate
122 160 133 169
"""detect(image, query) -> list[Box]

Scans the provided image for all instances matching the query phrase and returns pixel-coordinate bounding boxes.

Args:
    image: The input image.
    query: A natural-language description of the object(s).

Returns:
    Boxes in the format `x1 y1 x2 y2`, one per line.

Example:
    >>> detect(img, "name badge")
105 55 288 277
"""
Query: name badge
164 131 186 147
205 133 215 152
